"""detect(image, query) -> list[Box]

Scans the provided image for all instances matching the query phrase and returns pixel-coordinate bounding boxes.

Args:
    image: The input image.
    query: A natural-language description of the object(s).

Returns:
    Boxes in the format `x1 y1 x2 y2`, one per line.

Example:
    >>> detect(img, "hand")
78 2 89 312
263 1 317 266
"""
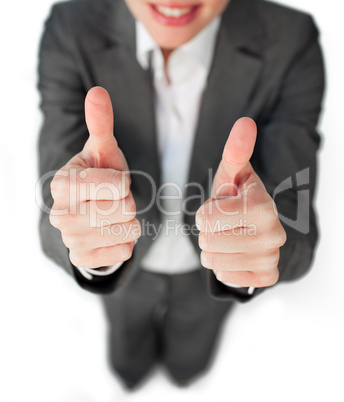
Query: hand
49 87 141 269
196 117 286 288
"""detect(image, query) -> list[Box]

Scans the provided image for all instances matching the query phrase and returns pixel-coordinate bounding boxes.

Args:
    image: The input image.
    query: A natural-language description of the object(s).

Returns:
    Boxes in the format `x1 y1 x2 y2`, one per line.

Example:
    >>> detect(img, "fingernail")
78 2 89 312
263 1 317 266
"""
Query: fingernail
122 244 132 260
216 271 224 281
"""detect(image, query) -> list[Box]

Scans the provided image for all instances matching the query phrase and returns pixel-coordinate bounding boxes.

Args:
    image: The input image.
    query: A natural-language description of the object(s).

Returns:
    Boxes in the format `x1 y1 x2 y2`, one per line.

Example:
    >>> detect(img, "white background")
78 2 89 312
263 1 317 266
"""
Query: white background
0 0 343 401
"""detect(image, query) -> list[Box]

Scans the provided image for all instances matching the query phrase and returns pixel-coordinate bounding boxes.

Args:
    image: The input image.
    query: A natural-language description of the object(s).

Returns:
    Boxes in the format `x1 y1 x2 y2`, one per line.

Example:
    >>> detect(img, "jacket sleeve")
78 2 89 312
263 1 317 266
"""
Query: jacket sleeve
37 5 131 294
208 16 325 302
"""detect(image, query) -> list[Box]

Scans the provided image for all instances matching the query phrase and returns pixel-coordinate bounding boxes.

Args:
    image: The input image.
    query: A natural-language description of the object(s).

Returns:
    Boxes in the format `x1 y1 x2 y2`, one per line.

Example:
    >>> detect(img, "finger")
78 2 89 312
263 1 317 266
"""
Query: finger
52 194 136 230
51 167 130 204
196 195 263 233
92 218 141 247
198 229 276 253
222 117 257 180
82 196 136 227
211 117 257 198
62 218 141 250
84 86 125 170
200 249 280 271
69 242 135 269
214 267 279 288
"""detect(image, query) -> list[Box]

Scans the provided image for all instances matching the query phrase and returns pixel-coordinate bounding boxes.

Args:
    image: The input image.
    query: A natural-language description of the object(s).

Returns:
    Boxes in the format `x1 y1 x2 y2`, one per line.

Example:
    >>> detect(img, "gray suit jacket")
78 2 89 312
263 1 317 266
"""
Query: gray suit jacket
38 0 325 302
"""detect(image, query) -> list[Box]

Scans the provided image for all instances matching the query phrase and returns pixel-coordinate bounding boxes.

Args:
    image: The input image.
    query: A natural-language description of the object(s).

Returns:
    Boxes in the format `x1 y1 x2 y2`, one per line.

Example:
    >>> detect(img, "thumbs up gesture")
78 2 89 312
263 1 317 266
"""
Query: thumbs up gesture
50 87 141 269
196 118 286 288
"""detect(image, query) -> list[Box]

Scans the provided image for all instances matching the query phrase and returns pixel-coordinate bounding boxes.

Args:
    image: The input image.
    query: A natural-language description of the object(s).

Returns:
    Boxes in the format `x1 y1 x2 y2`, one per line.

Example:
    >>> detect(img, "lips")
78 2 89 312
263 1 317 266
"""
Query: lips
149 3 201 26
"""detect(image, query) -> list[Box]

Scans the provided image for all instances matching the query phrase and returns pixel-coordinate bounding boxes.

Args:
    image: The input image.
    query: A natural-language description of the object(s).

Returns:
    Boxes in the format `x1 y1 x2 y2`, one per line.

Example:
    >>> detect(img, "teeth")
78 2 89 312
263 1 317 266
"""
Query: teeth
155 5 193 17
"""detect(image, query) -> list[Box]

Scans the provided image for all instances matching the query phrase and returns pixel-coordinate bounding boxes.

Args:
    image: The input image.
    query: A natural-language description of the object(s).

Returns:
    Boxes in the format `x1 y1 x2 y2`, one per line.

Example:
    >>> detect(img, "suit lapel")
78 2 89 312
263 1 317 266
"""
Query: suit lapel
185 0 266 211
95 46 160 195
87 0 160 223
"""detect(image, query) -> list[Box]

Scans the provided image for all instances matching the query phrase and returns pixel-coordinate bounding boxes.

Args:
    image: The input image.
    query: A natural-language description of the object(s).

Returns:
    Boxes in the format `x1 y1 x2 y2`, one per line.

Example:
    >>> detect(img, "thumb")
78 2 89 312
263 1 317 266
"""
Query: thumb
212 117 257 197
83 86 126 170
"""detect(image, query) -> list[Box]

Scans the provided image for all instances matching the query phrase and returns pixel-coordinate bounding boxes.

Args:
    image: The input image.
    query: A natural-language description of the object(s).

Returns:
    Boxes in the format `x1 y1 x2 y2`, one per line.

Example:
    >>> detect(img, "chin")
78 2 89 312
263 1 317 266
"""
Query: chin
153 34 194 49
147 24 204 49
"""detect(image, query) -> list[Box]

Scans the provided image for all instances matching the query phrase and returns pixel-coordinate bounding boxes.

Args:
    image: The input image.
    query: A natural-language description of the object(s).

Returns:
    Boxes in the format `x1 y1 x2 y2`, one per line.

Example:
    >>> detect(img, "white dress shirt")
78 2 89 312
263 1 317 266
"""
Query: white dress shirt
76 18 254 295
138 16 221 273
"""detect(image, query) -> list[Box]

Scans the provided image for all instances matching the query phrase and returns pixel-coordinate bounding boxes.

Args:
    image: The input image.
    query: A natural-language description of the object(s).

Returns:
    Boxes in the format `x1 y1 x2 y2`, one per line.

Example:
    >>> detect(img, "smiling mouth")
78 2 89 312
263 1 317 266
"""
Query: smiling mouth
149 3 201 23
154 4 195 17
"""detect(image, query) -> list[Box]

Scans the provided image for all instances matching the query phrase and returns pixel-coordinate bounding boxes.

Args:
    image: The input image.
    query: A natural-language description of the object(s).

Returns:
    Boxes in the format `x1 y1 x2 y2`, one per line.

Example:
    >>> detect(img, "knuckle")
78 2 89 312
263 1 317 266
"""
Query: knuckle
64 211 84 230
50 178 57 195
269 268 280 286
257 197 275 220
122 195 137 220
270 199 279 216
69 250 84 268
201 209 212 231
50 209 77 230
62 232 84 250
50 178 59 198
264 224 287 248
128 195 137 214
51 172 68 197
261 268 279 287
49 212 60 228
271 249 281 267
49 207 69 228
198 233 209 251
274 226 287 247
263 196 275 211
264 249 280 269
209 199 225 219
84 252 98 269
198 200 224 232
259 249 280 270
71 249 99 269
200 251 213 269
61 233 73 248
121 244 132 261
131 218 142 238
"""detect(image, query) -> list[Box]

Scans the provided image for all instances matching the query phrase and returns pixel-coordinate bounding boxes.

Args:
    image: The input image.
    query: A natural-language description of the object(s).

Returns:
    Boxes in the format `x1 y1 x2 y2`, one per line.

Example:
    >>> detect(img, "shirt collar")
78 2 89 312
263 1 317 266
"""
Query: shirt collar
135 16 221 73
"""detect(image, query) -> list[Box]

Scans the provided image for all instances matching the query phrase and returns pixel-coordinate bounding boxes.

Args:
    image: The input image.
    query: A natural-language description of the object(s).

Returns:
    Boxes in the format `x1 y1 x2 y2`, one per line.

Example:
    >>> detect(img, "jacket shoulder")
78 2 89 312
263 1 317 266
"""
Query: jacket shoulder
47 0 100 32
251 0 320 60
257 0 315 22
49 0 97 19
43 0 115 51
256 0 319 40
